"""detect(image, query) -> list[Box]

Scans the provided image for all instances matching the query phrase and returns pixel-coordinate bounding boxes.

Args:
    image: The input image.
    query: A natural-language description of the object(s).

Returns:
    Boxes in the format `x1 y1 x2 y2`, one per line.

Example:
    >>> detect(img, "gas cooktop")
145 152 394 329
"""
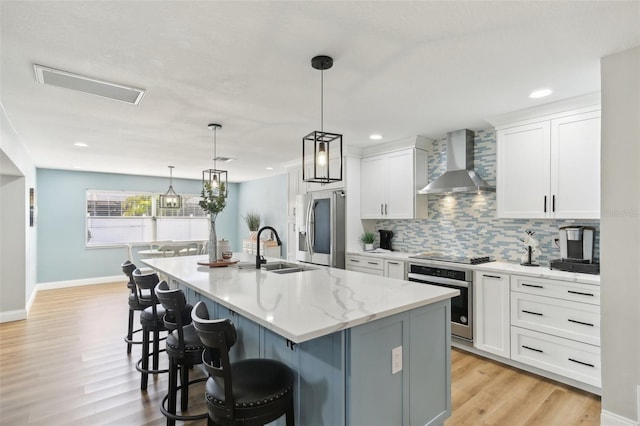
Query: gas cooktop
408 253 494 265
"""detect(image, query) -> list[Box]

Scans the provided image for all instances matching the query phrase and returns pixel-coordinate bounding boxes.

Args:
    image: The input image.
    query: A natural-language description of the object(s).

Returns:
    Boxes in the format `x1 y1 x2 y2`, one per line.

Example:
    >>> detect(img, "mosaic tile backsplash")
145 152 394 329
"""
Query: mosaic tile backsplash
374 129 600 265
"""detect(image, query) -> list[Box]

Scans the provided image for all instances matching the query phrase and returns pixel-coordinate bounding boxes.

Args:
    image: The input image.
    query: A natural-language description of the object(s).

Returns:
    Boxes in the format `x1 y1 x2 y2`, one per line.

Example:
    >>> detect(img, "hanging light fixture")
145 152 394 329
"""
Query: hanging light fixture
202 123 228 198
159 165 181 209
302 55 343 183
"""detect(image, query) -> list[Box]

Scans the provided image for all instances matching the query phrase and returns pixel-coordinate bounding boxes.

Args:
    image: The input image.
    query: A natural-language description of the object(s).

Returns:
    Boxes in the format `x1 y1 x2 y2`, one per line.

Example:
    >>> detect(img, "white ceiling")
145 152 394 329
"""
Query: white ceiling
1 1 639 182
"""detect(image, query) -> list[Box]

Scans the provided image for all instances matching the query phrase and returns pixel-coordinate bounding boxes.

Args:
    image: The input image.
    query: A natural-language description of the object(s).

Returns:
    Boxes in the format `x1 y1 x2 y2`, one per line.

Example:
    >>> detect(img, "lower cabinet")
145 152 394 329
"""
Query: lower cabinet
345 254 384 276
383 259 406 280
473 271 511 358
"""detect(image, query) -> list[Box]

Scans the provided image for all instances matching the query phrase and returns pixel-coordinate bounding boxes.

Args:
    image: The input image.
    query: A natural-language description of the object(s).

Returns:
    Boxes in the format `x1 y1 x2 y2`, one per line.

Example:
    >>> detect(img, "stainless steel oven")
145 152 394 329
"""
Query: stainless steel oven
408 263 473 341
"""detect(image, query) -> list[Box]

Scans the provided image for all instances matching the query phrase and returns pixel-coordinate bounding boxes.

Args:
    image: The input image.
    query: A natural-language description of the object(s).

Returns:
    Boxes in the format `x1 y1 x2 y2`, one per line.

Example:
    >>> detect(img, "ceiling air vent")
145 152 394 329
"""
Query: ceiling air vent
34 64 145 105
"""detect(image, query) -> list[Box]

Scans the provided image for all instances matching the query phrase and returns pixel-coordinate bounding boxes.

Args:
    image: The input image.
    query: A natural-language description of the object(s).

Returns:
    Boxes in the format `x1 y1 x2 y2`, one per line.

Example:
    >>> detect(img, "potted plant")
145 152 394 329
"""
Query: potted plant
243 210 261 240
361 232 375 251
199 181 227 263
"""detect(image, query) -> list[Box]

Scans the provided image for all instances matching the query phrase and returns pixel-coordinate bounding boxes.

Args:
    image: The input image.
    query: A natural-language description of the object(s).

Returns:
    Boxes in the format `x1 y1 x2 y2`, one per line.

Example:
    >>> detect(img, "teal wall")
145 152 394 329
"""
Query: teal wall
36 169 241 282
236 174 288 256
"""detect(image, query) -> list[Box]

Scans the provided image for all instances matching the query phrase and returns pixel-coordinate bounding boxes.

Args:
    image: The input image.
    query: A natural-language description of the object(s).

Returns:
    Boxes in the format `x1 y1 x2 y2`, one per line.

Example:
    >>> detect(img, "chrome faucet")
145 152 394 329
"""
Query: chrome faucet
255 226 282 269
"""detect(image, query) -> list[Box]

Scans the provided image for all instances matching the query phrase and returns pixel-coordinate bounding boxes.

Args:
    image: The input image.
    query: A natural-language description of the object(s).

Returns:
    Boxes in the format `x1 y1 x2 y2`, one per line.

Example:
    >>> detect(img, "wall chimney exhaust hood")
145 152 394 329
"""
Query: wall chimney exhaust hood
419 129 495 194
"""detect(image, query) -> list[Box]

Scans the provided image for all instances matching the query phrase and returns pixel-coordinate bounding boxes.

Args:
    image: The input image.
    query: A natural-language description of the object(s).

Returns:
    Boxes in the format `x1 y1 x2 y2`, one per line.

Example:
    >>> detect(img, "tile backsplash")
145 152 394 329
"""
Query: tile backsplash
373 129 600 264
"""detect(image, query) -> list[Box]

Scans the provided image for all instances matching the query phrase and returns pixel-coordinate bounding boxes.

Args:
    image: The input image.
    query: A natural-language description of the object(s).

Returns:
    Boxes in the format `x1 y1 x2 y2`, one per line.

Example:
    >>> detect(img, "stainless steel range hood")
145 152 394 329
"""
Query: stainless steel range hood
418 129 495 194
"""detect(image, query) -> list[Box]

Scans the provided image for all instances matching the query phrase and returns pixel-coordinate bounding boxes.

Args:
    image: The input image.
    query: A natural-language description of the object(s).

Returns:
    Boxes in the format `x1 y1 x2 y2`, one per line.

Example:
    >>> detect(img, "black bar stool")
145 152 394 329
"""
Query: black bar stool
155 281 208 425
132 268 169 390
191 301 295 426
121 260 154 354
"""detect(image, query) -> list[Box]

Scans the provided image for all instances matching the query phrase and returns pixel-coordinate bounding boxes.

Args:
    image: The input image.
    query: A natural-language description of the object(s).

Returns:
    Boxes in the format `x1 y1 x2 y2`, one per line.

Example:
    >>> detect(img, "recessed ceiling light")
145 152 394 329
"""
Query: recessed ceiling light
265 167 274 170
529 89 553 99
369 134 383 140
74 142 88 148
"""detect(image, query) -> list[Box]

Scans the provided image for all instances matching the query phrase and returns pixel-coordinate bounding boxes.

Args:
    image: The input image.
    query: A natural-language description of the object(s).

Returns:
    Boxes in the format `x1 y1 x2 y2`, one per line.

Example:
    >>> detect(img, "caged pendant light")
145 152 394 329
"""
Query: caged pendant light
302 55 343 183
202 123 228 198
159 165 181 209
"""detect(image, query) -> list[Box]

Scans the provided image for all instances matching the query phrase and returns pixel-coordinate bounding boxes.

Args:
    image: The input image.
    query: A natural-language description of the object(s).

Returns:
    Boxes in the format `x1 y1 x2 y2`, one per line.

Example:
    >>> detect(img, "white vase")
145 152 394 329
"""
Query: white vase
208 218 217 263
365 243 374 251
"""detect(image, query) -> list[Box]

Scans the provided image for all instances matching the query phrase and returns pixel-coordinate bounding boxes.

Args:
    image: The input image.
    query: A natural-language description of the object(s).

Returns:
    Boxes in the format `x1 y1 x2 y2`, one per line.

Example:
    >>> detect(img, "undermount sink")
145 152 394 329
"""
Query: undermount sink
262 262 316 274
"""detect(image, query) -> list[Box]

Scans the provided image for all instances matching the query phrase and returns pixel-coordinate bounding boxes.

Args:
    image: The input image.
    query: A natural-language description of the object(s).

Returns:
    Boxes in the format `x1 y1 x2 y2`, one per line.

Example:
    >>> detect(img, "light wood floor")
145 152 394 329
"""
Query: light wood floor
0 282 601 425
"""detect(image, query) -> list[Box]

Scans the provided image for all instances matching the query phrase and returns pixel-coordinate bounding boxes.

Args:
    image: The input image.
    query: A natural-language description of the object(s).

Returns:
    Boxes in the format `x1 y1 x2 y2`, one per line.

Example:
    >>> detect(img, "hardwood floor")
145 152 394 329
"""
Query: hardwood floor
0 282 601 425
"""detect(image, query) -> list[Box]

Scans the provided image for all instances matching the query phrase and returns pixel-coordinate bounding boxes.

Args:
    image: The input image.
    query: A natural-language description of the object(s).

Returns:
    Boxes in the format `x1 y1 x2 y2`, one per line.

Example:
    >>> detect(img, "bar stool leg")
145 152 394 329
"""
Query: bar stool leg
167 358 178 426
141 327 150 390
127 309 135 354
153 328 160 371
180 364 189 411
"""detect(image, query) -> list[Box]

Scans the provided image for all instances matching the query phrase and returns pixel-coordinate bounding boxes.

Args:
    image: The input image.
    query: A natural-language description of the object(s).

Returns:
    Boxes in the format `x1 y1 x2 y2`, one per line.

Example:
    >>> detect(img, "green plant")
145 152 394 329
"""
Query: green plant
243 210 261 231
199 181 227 220
361 232 375 244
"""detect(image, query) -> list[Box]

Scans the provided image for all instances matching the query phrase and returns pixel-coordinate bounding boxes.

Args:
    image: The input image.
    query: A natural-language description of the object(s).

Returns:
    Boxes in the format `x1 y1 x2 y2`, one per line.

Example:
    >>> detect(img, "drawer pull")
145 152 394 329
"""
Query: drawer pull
568 319 594 327
522 283 544 289
568 358 595 368
367 262 379 265
388 261 399 265
567 290 594 297
483 274 501 279
522 310 543 316
522 345 543 353
351 259 360 263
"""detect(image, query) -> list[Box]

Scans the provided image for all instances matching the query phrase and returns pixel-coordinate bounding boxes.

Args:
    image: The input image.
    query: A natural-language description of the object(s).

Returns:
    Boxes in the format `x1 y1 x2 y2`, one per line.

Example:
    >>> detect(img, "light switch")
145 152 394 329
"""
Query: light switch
392 346 402 374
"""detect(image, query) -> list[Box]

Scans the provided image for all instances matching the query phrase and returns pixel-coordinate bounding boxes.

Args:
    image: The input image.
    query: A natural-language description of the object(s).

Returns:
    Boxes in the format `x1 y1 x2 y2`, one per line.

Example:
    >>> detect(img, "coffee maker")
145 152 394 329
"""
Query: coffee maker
550 226 599 274
379 230 393 251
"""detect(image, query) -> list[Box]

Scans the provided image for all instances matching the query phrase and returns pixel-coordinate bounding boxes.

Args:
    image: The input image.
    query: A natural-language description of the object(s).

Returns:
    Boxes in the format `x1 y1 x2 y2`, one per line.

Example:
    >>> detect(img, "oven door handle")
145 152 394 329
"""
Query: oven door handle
407 273 470 288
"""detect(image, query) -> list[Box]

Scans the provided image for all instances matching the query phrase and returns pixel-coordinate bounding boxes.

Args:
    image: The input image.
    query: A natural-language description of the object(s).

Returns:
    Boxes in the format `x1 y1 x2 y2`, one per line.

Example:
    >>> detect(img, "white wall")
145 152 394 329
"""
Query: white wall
0 103 37 321
600 45 640 424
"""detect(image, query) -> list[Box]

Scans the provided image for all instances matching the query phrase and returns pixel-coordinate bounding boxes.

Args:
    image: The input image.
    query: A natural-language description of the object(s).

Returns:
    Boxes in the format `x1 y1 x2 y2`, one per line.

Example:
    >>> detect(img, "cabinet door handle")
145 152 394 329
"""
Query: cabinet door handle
388 261 399 265
552 195 556 212
385 204 388 215
568 358 594 368
381 204 384 215
522 283 544 289
522 345 543 353
544 195 547 213
567 290 594 297
568 319 594 327
522 310 543 316
483 274 501 279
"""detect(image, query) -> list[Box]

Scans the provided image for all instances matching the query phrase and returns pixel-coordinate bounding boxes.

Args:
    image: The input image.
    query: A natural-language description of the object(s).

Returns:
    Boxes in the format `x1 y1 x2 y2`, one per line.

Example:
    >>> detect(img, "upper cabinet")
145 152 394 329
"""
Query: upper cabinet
492 95 601 219
360 137 430 220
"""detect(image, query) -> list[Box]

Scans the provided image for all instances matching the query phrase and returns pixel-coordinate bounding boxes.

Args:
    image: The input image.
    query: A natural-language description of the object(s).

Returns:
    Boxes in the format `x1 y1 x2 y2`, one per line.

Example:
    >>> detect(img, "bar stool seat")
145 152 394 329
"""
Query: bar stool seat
155 281 208 425
121 260 154 354
191 301 295 426
133 268 169 390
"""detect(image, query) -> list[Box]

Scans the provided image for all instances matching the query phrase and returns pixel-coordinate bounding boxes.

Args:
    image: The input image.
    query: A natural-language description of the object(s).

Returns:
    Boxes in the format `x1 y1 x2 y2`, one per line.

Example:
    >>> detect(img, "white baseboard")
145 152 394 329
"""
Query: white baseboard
36 275 123 291
0 309 27 323
601 410 638 426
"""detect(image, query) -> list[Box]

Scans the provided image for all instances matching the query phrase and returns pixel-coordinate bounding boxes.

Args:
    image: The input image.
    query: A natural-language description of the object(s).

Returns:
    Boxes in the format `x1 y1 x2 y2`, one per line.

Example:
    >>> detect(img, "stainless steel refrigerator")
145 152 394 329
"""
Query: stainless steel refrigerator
295 189 345 268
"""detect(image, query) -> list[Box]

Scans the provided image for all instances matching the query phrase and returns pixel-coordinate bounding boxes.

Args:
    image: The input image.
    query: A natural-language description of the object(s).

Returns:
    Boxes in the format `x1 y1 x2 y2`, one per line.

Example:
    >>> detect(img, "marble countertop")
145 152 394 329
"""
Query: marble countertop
141 253 458 344
346 250 600 285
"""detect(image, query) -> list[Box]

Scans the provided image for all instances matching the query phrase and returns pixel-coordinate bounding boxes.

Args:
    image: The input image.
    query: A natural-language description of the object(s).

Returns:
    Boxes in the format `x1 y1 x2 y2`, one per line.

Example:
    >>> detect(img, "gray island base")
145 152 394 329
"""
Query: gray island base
142 253 457 426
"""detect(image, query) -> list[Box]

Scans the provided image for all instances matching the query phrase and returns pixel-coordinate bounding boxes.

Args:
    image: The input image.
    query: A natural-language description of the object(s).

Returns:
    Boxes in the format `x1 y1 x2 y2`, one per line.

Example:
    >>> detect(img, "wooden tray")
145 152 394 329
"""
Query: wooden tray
197 259 239 267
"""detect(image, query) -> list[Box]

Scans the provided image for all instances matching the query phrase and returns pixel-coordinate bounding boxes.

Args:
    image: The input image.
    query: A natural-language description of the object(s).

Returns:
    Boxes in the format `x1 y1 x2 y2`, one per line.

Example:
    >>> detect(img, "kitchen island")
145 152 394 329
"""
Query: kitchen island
142 253 458 426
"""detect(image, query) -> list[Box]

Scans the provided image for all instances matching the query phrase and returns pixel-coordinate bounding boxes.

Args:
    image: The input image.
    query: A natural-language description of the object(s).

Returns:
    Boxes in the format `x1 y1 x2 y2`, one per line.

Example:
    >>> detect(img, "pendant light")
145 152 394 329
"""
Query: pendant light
302 55 343 183
159 165 181 209
202 123 228 198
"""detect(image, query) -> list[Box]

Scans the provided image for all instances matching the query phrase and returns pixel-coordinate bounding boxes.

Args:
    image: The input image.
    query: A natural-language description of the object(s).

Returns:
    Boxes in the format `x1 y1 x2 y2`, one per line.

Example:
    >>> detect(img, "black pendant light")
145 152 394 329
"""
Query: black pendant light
302 55 343 183
159 165 181 209
202 123 228 198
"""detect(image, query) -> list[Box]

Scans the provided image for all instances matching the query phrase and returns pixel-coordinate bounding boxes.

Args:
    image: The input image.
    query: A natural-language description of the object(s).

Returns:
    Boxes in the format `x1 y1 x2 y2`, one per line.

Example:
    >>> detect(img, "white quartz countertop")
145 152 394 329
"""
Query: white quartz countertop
141 253 458 344
346 250 600 285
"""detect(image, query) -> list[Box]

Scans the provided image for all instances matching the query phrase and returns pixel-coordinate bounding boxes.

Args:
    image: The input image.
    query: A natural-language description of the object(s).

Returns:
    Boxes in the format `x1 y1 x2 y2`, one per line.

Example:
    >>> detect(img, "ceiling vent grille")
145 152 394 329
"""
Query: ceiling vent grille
34 64 145 105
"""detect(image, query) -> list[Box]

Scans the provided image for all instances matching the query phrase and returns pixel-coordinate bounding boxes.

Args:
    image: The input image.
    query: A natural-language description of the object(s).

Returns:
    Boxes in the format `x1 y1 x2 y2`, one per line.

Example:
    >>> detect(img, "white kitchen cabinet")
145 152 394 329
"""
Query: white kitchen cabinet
473 271 511 358
496 107 600 219
384 259 406 280
361 147 428 219
509 274 601 388
345 254 384 276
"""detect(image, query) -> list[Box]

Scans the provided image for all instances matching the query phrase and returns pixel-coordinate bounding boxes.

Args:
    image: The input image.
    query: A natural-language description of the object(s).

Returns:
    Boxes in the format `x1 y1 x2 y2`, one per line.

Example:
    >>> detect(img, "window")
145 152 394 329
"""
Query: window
86 191 208 246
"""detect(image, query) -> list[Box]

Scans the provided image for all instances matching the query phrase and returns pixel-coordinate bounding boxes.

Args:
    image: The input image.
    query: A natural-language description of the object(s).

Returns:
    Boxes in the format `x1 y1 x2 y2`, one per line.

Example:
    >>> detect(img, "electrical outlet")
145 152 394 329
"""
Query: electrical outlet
392 346 402 374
